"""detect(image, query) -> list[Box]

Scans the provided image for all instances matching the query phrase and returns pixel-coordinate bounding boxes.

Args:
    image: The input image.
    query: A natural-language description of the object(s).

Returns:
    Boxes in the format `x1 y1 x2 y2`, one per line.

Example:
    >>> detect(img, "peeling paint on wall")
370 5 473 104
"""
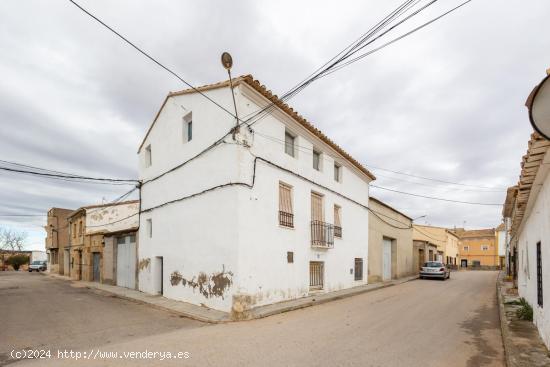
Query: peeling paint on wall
138 258 150 271
179 265 233 299
170 271 183 286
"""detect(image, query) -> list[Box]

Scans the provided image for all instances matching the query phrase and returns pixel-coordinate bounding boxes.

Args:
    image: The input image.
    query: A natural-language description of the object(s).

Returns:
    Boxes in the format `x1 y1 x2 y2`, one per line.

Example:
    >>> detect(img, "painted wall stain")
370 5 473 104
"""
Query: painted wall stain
138 258 150 271
170 271 183 286
179 265 233 299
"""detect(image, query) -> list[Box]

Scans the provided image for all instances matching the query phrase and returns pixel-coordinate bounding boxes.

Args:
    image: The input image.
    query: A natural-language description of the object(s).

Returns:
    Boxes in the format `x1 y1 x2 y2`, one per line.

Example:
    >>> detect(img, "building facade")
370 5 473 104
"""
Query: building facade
505 132 550 348
496 223 506 269
413 225 459 266
455 229 498 268
368 197 413 283
137 75 375 317
67 201 139 286
44 207 73 275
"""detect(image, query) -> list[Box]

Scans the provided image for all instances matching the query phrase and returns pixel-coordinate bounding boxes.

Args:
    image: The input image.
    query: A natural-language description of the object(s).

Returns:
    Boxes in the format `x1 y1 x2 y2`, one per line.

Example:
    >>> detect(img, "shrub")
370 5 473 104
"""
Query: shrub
516 298 533 321
6 254 29 271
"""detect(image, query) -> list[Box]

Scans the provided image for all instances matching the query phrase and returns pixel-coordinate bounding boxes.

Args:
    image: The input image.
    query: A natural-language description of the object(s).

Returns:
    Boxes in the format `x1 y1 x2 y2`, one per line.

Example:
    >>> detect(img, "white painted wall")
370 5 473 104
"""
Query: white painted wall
138 82 371 313
517 159 550 349
85 202 139 234
497 230 506 257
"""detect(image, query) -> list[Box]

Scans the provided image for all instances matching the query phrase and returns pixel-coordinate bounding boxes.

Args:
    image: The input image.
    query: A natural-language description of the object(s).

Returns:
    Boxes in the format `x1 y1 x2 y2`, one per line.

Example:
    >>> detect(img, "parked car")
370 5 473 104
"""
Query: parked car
28 260 47 272
419 261 450 280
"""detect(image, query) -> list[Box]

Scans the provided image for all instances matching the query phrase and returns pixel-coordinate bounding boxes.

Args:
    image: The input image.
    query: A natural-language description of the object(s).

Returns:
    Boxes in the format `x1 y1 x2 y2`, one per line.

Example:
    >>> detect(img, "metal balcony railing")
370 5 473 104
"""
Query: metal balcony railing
334 226 342 238
279 211 294 228
311 220 334 248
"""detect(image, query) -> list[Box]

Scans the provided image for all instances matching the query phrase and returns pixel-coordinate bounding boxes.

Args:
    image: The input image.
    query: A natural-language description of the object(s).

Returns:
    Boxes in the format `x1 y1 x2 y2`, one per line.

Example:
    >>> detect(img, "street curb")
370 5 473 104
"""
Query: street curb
496 271 513 367
41 272 418 324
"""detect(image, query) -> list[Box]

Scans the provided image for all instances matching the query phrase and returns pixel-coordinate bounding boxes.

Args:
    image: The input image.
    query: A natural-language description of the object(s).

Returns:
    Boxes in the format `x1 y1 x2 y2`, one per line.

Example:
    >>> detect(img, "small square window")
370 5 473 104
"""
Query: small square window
285 131 295 157
145 145 152 167
481 245 489 251
287 251 294 263
463 246 469 251
183 112 193 142
146 219 152 238
313 150 321 171
334 163 341 182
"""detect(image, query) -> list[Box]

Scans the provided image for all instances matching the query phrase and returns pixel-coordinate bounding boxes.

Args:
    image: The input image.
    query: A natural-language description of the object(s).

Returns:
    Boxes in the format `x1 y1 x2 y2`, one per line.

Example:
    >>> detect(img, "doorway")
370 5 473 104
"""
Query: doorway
309 261 324 290
383 238 392 281
92 252 100 282
116 235 136 289
154 256 163 295
461 259 468 268
64 249 70 277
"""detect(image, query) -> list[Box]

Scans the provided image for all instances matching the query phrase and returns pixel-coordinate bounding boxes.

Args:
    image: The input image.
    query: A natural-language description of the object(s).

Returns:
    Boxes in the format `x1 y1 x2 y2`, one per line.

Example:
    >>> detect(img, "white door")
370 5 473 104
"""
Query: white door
117 236 136 289
383 238 392 281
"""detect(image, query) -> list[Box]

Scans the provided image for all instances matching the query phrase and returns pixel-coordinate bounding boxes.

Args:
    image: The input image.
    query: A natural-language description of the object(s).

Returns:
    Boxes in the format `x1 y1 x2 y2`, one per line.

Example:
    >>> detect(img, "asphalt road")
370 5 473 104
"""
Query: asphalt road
4 271 504 367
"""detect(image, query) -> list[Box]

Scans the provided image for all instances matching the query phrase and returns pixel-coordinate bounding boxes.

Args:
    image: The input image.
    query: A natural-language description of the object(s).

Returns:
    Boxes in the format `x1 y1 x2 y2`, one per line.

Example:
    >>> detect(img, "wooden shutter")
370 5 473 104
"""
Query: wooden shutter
279 183 293 214
311 192 324 221
334 205 341 227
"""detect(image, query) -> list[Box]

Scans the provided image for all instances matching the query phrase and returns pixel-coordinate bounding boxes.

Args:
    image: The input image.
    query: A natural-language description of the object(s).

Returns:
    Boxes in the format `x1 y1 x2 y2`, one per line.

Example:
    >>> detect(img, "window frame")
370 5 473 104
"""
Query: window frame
146 218 153 238
334 162 342 182
284 131 296 158
145 144 152 167
354 258 363 281
313 150 321 171
278 182 294 228
183 112 193 142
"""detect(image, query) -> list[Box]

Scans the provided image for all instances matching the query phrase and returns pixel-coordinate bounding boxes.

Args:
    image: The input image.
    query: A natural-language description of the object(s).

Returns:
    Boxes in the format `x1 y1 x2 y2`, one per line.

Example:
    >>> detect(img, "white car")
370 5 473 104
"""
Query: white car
419 261 450 280
28 260 47 272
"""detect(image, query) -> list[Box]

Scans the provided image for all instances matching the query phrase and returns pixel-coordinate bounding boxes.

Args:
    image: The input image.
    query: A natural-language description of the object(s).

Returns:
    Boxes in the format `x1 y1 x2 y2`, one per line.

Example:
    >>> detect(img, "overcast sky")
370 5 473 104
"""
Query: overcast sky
1 0 548 250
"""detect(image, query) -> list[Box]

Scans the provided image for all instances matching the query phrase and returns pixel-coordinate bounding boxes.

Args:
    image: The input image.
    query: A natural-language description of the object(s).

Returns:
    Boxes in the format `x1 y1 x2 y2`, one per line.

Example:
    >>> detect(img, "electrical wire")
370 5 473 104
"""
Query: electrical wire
0 164 138 184
67 0 236 120
370 185 502 206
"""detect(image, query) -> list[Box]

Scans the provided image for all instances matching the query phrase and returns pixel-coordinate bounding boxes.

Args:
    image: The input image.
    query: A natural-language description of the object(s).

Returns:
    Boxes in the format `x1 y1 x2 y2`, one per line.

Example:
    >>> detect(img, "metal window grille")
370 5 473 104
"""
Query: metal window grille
354 258 363 280
279 183 293 227
537 242 543 307
309 261 324 289
334 205 342 238
313 151 321 170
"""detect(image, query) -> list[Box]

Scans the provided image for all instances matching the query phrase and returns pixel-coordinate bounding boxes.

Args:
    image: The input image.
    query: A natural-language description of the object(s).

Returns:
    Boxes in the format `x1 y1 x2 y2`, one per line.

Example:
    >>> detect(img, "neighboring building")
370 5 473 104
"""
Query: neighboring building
67 200 139 287
454 228 498 268
412 225 459 267
368 197 413 283
506 132 550 347
412 240 438 273
496 223 506 269
504 68 550 349
137 75 375 317
44 207 73 275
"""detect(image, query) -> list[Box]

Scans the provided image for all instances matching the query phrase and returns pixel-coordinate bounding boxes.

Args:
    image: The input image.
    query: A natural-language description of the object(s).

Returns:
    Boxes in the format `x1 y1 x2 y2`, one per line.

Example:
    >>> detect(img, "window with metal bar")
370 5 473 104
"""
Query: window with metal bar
279 182 294 228
354 258 363 280
537 242 543 307
334 205 342 238
313 150 321 171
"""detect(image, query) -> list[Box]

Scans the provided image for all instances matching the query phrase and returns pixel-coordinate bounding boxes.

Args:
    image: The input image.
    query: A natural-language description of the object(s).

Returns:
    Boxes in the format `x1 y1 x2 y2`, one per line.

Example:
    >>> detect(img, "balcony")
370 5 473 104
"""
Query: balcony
311 220 334 248
279 211 294 228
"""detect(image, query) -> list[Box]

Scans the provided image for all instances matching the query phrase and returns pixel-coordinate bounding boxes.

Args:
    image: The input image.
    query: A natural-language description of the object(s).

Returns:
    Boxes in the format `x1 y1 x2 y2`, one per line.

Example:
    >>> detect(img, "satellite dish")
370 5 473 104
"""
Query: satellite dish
221 52 233 70
529 73 550 140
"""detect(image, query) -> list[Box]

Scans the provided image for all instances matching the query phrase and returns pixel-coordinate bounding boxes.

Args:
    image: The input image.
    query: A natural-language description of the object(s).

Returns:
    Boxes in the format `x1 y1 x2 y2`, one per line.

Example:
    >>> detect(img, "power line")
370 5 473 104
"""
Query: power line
370 185 502 206
0 163 138 184
67 0 236 120
254 130 504 193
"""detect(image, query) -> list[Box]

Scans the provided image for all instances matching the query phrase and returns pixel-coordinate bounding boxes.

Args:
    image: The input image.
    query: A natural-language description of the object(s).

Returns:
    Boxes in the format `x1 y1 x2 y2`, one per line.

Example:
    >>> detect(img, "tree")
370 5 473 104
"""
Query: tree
0 227 27 252
6 254 29 271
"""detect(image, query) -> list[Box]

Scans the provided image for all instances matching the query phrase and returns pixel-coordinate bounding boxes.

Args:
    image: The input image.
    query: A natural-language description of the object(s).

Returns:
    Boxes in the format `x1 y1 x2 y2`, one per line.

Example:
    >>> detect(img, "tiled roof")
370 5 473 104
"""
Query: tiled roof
454 228 495 239
509 133 550 235
138 75 376 180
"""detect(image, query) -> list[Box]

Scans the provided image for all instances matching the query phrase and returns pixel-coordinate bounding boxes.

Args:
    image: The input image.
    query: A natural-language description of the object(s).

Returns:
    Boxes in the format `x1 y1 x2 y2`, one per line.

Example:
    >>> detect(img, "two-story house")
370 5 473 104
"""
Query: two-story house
137 75 375 318
68 200 139 285
44 207 73 275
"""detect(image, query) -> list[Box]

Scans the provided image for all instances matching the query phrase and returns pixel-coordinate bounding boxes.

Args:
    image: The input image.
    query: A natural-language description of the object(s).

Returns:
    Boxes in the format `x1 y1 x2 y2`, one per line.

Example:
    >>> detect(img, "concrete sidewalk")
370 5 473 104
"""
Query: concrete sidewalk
497 272 550 367
44 272 417 323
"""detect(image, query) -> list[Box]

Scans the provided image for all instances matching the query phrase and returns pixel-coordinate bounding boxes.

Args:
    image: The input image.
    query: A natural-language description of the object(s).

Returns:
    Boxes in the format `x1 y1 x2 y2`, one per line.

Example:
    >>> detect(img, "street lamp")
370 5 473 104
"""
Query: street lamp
527 69 550 139
412 215 427 222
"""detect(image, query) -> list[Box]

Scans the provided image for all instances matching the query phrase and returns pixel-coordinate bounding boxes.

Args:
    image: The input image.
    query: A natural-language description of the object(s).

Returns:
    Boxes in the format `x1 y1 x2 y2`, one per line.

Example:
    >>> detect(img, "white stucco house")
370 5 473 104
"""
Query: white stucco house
136 75 375 317
505 69 550 348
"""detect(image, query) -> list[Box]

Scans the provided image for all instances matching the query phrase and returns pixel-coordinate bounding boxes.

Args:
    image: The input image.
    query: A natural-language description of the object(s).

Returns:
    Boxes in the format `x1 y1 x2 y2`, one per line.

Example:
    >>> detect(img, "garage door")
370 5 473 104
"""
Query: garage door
116 235 136 289
383 238 392 281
